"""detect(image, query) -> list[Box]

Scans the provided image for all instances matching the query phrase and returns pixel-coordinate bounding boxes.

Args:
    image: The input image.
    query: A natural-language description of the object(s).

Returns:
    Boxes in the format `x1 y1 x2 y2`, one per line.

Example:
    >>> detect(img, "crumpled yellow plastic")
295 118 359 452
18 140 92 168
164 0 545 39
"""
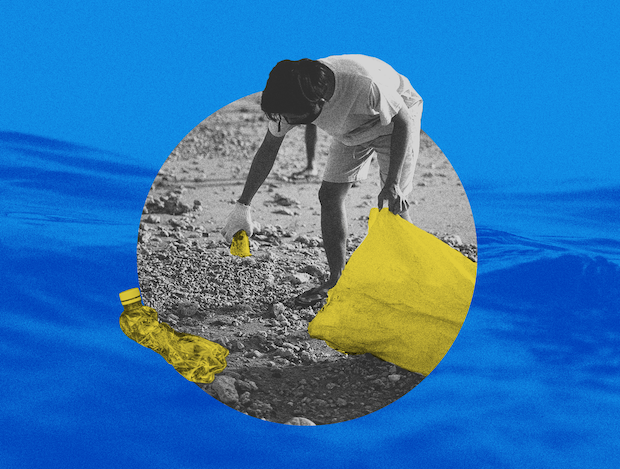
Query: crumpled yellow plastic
308 207 477 376
230 230 251 257
119 302 229 383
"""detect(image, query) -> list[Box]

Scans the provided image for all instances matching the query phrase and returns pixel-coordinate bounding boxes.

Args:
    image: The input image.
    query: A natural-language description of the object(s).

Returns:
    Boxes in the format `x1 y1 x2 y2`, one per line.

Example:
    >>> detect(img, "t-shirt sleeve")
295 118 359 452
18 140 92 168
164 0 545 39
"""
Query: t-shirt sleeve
267 118 297 138
368 81 407 126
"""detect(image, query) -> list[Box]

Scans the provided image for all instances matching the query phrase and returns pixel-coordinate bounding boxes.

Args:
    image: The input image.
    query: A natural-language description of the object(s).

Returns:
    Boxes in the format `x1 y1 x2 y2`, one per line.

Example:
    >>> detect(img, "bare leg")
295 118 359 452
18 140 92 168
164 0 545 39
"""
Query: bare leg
292 124 318 178
305 124 317 171
319 181 352 289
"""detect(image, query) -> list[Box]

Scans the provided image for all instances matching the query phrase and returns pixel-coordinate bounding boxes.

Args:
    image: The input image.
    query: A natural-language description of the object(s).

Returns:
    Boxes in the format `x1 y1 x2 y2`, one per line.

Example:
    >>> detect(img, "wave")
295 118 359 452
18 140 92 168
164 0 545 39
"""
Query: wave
2 132 620 466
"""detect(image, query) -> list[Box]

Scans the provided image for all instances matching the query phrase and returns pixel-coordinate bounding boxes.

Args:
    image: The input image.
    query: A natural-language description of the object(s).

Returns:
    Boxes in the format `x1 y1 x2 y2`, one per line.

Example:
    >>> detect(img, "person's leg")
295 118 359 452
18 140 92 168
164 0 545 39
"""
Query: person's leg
294 140 372 306
318 180 352 289
291 124 318 178
305 124 317 171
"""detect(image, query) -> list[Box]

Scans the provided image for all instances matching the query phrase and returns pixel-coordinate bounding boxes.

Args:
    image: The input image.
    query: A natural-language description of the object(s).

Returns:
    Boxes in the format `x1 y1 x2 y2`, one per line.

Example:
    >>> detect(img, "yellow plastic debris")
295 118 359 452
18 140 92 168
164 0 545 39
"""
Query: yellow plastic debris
308 208 477 376
230 230 251 257
119 288 229 383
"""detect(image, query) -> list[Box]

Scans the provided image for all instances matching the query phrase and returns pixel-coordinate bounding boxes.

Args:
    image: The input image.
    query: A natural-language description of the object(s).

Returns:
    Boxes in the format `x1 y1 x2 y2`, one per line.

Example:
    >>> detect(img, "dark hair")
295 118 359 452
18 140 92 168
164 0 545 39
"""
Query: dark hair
260 59 331 122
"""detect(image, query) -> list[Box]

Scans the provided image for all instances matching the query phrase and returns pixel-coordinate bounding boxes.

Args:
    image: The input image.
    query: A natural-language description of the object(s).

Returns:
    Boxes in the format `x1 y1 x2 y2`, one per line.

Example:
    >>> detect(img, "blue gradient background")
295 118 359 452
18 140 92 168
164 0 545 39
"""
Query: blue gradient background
1 2 619 468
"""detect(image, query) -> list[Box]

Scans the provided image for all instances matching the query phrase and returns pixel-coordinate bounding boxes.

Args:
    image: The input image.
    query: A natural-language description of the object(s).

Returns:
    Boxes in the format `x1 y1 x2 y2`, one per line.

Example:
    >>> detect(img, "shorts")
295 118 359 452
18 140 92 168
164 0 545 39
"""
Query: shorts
322 102 422 196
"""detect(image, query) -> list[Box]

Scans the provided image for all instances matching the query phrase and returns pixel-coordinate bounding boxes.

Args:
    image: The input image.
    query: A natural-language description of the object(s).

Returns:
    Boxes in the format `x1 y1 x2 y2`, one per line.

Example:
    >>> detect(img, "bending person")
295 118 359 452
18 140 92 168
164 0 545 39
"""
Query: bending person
221 54 423 307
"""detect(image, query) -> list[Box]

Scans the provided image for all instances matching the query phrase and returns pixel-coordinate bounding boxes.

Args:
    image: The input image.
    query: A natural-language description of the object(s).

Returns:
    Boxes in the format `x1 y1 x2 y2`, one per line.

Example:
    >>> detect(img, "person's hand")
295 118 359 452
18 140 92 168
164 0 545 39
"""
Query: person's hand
221 202 254 243
378 182 410 216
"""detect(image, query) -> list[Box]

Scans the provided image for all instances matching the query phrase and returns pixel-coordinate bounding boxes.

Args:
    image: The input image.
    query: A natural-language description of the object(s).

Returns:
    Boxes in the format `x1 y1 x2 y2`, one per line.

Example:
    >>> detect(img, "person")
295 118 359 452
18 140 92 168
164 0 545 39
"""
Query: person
221 54 423 307
290 124 318 179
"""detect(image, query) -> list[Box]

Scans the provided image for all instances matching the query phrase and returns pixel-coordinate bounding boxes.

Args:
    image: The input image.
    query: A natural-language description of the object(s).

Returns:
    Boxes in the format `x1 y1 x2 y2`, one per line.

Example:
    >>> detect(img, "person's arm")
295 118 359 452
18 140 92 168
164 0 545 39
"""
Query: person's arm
378 106 413 214
238 129 285 205
221 129 285 242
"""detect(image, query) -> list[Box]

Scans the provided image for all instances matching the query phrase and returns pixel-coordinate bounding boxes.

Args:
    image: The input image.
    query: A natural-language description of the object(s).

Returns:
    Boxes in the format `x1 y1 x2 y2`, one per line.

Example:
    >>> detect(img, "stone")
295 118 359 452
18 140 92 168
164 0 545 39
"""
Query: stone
272 208 295 216
285 273 312 285
285 417 316 426
301 264 324 278
239 392 251 406
211 375 239 405
175 301 200 317
144 215 161 224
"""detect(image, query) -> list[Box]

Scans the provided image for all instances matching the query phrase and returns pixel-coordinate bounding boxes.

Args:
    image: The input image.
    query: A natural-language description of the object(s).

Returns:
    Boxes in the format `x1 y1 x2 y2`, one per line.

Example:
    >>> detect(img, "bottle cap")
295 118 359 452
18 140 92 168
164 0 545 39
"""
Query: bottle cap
119 288 142 305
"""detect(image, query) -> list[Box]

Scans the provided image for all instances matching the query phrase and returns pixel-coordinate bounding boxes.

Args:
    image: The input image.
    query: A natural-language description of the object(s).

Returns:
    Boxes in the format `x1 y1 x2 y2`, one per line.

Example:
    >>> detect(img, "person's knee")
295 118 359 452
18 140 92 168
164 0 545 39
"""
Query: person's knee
319 182 349 210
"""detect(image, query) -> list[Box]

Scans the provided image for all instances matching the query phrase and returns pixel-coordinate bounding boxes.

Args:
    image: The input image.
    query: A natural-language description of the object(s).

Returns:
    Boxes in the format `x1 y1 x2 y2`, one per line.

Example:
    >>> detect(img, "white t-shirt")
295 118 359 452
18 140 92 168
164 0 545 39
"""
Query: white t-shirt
267 54 422 146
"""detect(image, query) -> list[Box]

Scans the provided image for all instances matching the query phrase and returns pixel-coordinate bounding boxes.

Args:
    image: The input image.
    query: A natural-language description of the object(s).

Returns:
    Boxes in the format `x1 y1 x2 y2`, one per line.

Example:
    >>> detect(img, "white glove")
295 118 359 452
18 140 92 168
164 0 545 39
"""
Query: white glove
221 202 254 243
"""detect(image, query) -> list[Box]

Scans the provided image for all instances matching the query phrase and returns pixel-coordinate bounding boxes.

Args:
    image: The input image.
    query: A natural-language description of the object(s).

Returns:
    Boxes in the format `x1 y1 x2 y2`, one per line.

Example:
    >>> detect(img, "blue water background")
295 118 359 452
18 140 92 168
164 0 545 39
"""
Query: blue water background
2 1 620 467
1 132 618 469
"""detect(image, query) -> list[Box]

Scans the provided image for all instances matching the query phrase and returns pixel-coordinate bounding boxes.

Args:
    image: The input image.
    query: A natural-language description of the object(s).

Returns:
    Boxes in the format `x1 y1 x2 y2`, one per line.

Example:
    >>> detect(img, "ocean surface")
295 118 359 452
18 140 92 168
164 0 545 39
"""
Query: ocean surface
2 131 619 468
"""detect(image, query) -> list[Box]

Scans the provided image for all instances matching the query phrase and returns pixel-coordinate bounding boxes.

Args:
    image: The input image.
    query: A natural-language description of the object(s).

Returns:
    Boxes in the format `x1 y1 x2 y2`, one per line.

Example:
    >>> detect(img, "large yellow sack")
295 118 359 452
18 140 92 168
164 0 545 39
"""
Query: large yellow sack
308 208 476 375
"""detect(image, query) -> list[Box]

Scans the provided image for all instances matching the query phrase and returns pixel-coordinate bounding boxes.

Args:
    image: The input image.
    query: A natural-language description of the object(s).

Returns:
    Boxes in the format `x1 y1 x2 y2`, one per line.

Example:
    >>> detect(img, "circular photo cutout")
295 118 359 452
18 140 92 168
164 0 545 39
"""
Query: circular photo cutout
136 91 477 425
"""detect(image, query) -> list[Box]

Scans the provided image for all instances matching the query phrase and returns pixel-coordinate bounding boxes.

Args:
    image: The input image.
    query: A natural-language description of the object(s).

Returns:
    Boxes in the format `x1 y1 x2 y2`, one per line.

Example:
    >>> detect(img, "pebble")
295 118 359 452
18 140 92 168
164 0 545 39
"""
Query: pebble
301 264 324 277
211 375 239 405
144 215 161 224
285 417 316 426
276 349 297 360
443 234 463 246
239 392 251 406
272 208 295 216
175 301 200 317
270 302 286 317
285 272 312 285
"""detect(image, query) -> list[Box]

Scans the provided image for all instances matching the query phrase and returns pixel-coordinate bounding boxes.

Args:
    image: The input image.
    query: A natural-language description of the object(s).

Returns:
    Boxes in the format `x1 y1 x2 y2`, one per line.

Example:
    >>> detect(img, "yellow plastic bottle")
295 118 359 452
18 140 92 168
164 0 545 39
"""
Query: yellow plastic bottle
119 288 229 383
230 229 251 257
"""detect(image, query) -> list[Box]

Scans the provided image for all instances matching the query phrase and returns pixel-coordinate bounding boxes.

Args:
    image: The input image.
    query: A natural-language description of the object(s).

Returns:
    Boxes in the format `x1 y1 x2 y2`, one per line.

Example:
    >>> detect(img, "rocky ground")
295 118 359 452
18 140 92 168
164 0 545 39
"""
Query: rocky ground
136 93 477 425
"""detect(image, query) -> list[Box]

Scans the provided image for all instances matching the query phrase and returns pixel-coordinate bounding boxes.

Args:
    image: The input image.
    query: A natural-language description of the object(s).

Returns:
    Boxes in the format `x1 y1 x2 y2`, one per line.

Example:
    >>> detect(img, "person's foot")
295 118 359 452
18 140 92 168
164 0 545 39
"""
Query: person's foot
294 283 332 307
291 167 318 179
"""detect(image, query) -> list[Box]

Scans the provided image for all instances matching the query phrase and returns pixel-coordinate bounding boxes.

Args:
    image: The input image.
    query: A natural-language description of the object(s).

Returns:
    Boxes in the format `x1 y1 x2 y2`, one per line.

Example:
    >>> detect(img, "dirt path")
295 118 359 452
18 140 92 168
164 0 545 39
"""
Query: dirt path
136 93 477 425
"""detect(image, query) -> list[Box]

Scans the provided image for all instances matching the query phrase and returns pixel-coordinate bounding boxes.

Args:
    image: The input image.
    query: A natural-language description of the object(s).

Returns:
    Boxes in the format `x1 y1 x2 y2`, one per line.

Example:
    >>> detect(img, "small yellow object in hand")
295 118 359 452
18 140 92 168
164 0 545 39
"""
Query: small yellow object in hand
230 230 251 257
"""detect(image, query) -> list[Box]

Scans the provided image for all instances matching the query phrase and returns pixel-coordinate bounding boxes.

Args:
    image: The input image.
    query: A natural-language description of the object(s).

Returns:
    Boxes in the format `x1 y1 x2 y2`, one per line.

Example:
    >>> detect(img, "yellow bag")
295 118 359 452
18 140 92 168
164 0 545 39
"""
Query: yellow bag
119 289 229 383
308 208 476 375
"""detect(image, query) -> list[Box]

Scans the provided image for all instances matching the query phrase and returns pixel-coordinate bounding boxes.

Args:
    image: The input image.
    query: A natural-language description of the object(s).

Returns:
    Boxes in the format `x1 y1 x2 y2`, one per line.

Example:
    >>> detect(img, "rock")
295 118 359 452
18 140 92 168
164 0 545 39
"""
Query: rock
272 208 295 216
144 215 161 224
444 234 463 247
285 417 316 426
285 273 312 285
295 235 310 245
276 348 297 360
388 374 402 383
269 302 286 317
174 301 200 317
232 340 245 352
276 316 291 327
222 371 242 380
272 193 301 207
211 375 239 405
301 264 324 278
300 351 315 364
239 391 251 406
